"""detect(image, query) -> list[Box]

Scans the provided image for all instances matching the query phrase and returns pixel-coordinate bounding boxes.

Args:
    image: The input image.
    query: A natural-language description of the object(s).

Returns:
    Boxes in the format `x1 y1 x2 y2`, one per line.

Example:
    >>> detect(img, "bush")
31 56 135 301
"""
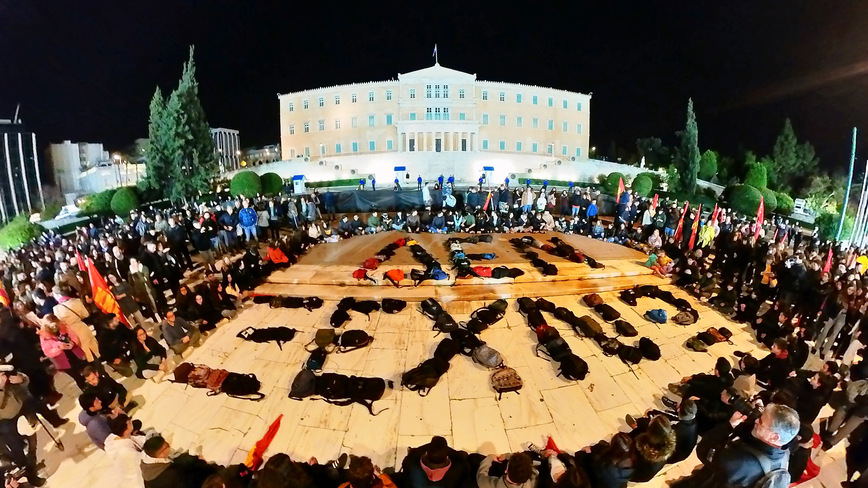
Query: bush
230 171 262 197
776 192 795 215
110 187 140 217
698 150 718 181
39 202 62 221
726 184 764 216
815 211 853 241
631 174 653 197
758 187 778 213
80 189 117 216
637 171 662 189
0 215 45 250
305 178 366 189
260 172 284 195
744 163 768 189
604 172 625 194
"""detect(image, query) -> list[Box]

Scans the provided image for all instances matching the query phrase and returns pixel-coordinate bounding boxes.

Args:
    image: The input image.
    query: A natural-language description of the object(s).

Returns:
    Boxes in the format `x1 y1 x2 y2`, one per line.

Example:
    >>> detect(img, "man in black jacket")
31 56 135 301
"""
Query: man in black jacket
668 398 700 464
399 435 473 488
670 403 800 488
141 436 221 488
164 217 192 270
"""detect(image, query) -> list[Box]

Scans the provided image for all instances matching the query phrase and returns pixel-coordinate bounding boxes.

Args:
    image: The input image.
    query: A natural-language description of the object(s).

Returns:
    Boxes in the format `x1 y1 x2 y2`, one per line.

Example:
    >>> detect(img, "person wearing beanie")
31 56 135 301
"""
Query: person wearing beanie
630 415 676 482
668 399 699 464
477 451 537 488
399 436 471 488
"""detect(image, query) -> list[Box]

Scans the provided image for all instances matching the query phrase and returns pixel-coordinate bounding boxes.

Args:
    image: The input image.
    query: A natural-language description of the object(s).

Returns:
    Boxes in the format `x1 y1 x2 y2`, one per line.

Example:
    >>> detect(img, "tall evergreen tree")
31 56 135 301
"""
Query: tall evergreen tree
173 46 218 200
141 88 172 195
768 118 820 193
679 98 700 195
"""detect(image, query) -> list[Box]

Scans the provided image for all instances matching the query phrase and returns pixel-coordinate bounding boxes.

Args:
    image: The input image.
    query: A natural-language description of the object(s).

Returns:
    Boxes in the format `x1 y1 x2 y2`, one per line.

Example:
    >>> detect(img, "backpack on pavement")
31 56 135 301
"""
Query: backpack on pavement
471 344 504 369
336 330 374 353
491 366 523 400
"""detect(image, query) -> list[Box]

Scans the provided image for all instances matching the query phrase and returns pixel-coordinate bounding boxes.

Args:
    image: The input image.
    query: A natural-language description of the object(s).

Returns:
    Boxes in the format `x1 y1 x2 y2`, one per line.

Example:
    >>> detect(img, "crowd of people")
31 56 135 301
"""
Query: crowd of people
0 180 864 488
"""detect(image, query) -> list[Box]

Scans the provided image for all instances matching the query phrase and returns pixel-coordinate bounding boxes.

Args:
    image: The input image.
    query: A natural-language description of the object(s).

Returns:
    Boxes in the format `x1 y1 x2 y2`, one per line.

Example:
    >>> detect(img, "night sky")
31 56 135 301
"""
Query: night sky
2 1 868 174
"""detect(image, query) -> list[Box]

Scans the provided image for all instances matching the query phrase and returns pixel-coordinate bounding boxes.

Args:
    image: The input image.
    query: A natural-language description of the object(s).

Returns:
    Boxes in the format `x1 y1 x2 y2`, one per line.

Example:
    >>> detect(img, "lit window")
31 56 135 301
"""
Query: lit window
426 108 433 120
318 120 325 131
289 124 295 135
368 92 374 102
532 142 538 152
386 114 393 125
426 85 432 98
443 108 450 120
459 112 466 121
577 102 582 111
532 118 539 129
318 97 324 107
304 147 310 156
435 85 441 99
532 95 538 105
547 120 554 130
482 140 489 150
409 113 417 120
562 122 568 132
303 122 310 133
516 94 522 103
352 93 357 103
459 89 465 99
482 90 488 100
548 97 553 107
516 141 522 151
499 115 506 126
303 99 309 109
352 142 359 152
336 143 342 154
369 140 376 151
368 115 375 127
335 95 340 105
335 119 341 130
516 116 523 127
576 123 582 134
482 114 489 124
576 147 582 157
444 85 449 98
288 102 294 112
387 140 393 150
435 108 442 120
499 140 506 150
320 145 326 155
563 100 568 109
351 116 358 128
499 91 505 102
386 90 392 100
409 88 416 99
562 145 568 156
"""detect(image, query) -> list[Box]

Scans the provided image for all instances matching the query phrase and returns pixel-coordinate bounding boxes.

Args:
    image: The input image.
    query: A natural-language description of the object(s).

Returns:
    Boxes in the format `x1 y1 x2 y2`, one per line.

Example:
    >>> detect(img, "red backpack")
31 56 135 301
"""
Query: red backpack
363 258 380 270
395 238 406 247
472 266 492 277
352 268 368 280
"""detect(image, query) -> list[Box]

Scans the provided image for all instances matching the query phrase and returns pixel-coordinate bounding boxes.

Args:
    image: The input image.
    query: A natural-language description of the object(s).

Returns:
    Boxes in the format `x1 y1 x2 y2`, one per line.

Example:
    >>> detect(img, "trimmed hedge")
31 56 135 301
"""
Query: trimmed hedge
776 192 795 215
744 163 767 189
110 187 140 217
80 189 117 216
230 171 262 197
726 184 764 216
637 172 662 189
631 174 653 197
758 187 778 213
0 215 45 250
604 172 625 194
260 172 284 195
815 211 853 241
305 178 364 189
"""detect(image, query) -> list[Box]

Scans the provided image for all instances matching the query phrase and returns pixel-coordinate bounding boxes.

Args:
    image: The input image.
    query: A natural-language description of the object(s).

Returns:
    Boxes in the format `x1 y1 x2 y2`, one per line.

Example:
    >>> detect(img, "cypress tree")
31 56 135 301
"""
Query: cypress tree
680 98 700 195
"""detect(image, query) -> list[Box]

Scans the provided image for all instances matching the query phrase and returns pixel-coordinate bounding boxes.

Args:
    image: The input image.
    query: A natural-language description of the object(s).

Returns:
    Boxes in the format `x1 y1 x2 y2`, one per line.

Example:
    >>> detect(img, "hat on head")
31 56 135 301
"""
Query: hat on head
679 398 697 421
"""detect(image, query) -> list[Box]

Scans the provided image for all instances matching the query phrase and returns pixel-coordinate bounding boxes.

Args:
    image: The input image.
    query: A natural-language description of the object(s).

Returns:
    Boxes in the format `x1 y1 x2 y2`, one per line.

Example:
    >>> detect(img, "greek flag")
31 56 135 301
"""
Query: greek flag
432 44 437 57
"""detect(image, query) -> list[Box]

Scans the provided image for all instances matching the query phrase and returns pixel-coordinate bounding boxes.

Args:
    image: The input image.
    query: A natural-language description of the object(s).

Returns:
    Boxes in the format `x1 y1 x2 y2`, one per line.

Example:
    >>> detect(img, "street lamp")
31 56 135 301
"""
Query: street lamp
113 154 122 186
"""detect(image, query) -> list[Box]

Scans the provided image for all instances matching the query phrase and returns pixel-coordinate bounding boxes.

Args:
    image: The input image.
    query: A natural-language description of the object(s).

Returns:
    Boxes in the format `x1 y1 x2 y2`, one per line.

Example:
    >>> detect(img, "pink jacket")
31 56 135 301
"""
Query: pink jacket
40 328 85 371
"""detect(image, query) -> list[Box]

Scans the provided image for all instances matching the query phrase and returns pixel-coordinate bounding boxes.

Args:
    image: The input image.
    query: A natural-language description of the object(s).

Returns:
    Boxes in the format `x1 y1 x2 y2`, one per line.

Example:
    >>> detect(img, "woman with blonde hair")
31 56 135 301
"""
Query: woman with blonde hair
38 314 88 390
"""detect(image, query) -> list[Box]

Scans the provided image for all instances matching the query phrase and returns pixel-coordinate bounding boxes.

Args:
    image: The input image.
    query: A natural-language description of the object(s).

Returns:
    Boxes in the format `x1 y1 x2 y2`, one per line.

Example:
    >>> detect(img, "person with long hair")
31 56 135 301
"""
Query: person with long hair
130 326 167 380
38 315 88 390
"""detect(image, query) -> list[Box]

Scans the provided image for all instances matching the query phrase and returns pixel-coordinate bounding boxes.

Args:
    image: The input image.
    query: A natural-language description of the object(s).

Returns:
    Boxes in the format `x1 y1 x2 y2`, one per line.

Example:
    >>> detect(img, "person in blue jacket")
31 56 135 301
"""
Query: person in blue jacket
238 199 258 242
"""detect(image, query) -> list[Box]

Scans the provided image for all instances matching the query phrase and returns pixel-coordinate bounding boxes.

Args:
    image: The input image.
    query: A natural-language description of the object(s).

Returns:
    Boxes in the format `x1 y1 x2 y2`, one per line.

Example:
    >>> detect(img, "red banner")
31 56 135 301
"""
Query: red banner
246 414 283 470
688 204 702 250
86 258 131 328
674 201 690 241
616 177 626 203
822 247 834 274
652 193 659 210
754 197 765 240
75 250 87 272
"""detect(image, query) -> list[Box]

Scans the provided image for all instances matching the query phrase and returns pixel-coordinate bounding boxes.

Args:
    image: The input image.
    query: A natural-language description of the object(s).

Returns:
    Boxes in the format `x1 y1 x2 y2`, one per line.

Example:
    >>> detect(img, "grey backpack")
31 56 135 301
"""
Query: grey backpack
471 344 504 369
743 443 790 488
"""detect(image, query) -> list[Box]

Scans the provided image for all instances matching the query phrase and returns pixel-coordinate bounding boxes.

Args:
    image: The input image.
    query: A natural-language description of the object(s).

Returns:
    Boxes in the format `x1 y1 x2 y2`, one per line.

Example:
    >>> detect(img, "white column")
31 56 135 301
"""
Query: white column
3 134 18 215
17 133 31 212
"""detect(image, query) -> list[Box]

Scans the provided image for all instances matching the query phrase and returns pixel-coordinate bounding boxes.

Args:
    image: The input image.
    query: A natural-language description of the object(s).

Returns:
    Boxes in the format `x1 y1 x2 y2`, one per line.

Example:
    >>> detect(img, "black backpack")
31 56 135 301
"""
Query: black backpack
253 295 273 304
613 320 638 337
306 348 328 372
575 316 603 337
434 338 460 361
594 304 621 322
464 318 490 335
450 329 484 355
323 376 390 415
526 310 547 329
236 326 297 350
618 345 643 365
535 298 556 313
221 373 265 401
536 337 573 362
401 358 448 396
281 296 305 309
491 266 512 279
553 307 577 324
639 337 661 361
382 298 407 314
542 263 558 276
337 330 374 352
330 309 351 328
337 297 357 311
433 313 459 334
558 354 589 381
421 298 444 319
315 372 348 399
488 299 509 314
596 334 623 356
517 297 538 315
618 289 638 306
289 369 317 399
471 308 504 326
508 268 525 279
635 285 660 298
350 300 381 317
303 297 324 311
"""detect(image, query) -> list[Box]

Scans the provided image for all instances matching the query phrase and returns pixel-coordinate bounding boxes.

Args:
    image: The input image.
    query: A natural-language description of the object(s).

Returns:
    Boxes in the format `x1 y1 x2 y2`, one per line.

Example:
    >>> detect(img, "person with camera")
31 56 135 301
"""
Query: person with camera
0 367 69 487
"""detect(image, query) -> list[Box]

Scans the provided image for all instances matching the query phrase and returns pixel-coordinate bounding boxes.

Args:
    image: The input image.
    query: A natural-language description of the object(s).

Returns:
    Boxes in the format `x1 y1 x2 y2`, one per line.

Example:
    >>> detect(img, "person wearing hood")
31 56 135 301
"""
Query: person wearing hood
399 435 472 488
577 432 634 488
629 415 676 482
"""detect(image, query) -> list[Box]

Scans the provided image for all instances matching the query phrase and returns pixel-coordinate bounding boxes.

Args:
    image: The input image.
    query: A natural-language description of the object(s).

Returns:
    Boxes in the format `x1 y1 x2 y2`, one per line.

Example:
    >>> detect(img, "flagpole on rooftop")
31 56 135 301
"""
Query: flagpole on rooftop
433 43 438 64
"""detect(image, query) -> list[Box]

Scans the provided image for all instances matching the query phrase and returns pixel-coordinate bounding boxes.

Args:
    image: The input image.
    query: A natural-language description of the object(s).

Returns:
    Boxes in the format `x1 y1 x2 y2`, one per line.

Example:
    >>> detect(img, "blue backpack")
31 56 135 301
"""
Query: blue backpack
645 309 668 324
482 253 496 260
432 269 449 280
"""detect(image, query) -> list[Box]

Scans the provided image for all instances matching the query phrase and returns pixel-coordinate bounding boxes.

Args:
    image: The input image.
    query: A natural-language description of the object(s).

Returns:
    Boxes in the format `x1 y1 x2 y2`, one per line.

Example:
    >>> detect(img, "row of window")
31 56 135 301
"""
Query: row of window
483 115 582 133
292 140 396 157
290 114 397 134
288 114 582 134
287 88 583 112
290 141 581 158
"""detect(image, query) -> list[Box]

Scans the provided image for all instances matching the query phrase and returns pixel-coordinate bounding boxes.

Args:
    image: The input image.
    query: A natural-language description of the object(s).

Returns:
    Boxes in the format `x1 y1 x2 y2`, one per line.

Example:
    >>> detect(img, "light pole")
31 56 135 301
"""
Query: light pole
113 153 121 187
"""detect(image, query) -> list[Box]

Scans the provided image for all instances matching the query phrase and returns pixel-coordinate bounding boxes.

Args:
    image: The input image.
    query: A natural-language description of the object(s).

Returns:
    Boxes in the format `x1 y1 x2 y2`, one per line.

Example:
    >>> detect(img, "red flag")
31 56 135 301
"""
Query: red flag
0 289 9 308
822 247 834 274
710 203 719 224
616 177 626 203
781 229 788 243
772 227 778 243
85 258 131 328
688 204 702 250
754 197 765 240
482 191 493 212
245 414 283 470
75 250 87 272
652 194 659 210
674 201 690 241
